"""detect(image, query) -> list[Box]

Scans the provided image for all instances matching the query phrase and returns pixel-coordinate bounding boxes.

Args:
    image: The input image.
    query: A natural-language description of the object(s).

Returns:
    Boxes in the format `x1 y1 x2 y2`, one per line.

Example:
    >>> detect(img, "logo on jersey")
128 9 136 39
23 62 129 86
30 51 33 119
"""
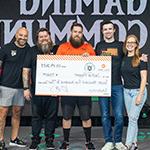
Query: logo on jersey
11 50 17 56
102 48 118 56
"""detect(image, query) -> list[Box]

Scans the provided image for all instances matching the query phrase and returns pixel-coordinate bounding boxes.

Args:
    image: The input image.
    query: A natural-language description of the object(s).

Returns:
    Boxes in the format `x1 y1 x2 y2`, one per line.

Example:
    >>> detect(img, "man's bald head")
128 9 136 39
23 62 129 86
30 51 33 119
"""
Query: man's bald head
15 27 28 48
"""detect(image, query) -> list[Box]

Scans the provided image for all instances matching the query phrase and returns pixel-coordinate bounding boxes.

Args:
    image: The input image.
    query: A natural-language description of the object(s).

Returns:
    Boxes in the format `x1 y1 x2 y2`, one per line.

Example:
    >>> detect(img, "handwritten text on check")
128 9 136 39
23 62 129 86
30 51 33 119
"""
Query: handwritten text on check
35 55 111 97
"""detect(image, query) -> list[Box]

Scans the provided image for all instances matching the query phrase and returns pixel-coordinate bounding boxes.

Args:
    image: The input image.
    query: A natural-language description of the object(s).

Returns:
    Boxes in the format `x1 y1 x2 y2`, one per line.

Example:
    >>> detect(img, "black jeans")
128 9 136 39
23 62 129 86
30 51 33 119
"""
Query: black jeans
31 94 59 138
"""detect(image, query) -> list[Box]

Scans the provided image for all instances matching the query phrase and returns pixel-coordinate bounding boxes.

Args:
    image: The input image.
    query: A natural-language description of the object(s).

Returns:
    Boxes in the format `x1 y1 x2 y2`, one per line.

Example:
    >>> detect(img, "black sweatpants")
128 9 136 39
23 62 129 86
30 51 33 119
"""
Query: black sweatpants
31 95 59 138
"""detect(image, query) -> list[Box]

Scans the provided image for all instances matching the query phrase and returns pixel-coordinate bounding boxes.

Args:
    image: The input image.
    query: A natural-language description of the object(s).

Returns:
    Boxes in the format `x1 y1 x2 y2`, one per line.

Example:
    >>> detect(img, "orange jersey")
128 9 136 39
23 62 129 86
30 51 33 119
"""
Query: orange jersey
56 42 95 56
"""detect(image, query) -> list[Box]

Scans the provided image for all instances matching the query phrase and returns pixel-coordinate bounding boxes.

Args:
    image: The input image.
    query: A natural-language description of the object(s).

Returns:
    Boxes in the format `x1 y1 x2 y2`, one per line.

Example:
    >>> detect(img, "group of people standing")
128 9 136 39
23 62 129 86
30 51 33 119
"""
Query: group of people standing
0 21 148 150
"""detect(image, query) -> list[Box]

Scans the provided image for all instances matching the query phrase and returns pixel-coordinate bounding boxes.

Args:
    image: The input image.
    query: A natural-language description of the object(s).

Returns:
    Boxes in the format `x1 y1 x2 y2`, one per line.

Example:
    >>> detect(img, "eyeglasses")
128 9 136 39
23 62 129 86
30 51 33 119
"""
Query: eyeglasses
126 41 137 44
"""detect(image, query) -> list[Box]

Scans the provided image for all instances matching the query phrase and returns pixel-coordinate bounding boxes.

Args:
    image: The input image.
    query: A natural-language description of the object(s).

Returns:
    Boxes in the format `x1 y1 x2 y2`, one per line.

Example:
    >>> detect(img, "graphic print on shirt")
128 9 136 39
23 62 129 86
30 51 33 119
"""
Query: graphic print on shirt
101 48 118 56
11 50 17 56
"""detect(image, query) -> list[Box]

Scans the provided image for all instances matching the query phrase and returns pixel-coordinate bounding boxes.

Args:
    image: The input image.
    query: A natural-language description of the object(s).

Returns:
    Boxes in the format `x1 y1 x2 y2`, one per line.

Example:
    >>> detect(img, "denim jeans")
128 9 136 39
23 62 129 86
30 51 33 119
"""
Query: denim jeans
99 85 124 143
124 88 147 145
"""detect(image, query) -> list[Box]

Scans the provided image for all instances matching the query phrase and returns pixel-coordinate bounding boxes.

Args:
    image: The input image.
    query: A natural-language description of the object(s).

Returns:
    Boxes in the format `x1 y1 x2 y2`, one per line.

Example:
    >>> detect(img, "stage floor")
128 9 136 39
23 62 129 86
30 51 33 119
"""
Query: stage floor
3 127 150 150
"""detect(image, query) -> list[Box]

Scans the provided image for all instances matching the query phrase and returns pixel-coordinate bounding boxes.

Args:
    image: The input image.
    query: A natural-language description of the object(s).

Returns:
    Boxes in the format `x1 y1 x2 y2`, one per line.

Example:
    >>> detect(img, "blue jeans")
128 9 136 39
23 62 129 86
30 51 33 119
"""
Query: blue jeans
99 85 124 143
124 88 147 145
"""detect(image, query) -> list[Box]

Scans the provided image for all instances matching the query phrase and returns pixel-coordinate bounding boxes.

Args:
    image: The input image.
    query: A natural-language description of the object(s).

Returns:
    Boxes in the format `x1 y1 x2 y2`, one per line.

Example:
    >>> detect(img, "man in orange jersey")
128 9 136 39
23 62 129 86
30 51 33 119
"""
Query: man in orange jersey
57 22 95 150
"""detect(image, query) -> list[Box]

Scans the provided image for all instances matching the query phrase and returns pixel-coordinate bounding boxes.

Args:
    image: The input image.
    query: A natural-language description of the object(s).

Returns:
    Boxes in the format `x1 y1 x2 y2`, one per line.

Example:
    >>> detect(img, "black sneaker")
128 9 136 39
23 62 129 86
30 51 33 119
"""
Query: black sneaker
130 143 138 150
85 142 95 150
9 137 26 147
29 136 41 150
59 141 69 150
45 137 55 150
0 141 7 150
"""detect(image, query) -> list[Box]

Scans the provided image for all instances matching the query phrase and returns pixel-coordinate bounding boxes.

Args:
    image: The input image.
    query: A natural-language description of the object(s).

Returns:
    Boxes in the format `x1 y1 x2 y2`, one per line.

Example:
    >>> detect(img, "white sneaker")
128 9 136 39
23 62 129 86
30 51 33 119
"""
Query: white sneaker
101 142 114 150
115 142 127 150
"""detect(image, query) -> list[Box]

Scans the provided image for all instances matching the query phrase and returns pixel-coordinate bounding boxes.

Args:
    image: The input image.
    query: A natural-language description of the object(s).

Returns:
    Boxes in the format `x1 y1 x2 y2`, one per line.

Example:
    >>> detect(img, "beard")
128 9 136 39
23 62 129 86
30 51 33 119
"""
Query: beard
37 41 53 54
69 36 84 48
15 38 27 48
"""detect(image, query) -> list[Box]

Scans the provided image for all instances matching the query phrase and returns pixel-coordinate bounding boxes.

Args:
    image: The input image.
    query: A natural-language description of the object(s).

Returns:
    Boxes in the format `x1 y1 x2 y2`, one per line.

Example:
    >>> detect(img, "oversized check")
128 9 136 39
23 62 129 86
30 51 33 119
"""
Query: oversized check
35 55 111 96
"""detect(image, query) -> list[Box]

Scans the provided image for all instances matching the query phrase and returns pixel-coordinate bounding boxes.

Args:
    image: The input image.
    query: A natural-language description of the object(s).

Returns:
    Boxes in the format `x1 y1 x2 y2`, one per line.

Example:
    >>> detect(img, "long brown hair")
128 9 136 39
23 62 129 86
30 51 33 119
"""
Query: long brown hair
123 35 140 67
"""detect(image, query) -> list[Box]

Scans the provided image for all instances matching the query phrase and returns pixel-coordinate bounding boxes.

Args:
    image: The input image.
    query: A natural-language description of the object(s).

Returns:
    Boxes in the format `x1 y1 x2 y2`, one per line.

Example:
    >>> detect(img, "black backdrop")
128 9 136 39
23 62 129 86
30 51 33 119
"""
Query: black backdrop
0 0 150 117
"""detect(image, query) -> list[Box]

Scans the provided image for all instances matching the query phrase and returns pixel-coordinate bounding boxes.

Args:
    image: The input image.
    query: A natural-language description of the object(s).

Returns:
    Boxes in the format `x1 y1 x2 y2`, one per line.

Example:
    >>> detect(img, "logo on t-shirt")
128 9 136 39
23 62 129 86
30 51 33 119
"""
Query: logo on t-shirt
102 48 118 56
11 50 17 56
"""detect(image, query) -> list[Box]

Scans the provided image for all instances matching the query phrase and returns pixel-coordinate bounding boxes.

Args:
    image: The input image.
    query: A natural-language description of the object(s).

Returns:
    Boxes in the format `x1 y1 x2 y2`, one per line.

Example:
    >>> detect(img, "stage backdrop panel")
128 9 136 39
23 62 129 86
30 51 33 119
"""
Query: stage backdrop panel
0 0 150 116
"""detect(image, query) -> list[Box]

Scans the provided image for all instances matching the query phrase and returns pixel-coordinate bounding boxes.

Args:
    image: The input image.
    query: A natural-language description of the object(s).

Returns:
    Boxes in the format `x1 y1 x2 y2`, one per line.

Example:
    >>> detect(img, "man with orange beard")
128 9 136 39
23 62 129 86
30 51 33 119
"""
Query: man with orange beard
57 22 95 150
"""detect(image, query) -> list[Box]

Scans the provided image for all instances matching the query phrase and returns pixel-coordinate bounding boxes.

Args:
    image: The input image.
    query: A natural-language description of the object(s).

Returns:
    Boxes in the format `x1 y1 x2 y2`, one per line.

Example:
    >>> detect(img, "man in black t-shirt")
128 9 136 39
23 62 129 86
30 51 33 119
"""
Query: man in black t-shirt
95 21 126 150
0 27 29 150
22 28 59 150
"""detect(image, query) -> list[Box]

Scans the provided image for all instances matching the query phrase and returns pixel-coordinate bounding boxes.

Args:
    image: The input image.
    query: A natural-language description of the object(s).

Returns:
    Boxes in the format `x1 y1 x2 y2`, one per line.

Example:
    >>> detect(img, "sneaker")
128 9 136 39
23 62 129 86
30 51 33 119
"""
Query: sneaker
85 141 95 150
59 141 69 150
45 137 55 150
115 142 127 150
9 137 26 147
124 145 130 150
101 142 114 150
29 136 41 150
130 143 138 150
0 141 7 150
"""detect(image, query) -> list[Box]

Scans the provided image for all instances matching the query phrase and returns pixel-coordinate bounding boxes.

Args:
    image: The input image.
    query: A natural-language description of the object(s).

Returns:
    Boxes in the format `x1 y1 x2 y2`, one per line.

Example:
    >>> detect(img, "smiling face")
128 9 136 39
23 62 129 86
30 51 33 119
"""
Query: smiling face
37 30 53 54
71 26 83 42
125 36 137 53
69 26 84 48
15 27 28 48
37 31 51 45
102 23 115 42
124 35 140 67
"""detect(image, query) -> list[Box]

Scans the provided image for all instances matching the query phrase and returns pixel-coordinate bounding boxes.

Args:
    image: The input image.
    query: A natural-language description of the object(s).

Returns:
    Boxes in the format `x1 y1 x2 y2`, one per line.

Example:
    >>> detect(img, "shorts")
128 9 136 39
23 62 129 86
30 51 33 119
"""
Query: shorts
61 96 92 120
0 86 24 107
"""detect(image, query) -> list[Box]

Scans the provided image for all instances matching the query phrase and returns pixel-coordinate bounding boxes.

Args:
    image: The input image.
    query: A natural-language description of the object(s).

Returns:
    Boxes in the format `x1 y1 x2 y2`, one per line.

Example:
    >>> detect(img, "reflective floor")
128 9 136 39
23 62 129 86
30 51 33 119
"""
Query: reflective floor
3 127 150 150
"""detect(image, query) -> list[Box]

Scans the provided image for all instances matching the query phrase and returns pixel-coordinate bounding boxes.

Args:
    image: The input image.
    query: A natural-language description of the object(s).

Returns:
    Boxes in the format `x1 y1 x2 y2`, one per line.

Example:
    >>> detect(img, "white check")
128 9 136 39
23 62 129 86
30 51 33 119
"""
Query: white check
35 55 111 96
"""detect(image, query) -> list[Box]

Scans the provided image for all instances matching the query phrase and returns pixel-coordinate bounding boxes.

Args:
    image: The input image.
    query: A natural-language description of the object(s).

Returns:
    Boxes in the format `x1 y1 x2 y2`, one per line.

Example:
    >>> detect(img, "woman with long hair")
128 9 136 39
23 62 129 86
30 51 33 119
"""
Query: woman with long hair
121 35 147 150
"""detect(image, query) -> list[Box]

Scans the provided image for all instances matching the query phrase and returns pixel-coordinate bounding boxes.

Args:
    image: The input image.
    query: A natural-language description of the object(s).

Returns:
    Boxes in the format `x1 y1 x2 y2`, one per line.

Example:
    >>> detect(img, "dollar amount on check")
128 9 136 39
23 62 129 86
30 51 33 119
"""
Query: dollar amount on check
35 55 111 97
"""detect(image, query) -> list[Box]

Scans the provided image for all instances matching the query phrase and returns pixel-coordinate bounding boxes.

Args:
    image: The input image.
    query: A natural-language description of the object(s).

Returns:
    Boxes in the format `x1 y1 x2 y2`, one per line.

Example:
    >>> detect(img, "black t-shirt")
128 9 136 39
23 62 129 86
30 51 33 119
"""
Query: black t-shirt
95 40 124 85
121 56 147 89
0 43 30 88
23 45 59 88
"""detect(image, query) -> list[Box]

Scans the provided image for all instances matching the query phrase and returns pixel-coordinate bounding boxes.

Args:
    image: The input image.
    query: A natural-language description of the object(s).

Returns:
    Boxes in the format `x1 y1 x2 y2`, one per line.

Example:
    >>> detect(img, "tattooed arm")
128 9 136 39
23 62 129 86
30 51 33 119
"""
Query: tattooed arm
22 68 32 100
